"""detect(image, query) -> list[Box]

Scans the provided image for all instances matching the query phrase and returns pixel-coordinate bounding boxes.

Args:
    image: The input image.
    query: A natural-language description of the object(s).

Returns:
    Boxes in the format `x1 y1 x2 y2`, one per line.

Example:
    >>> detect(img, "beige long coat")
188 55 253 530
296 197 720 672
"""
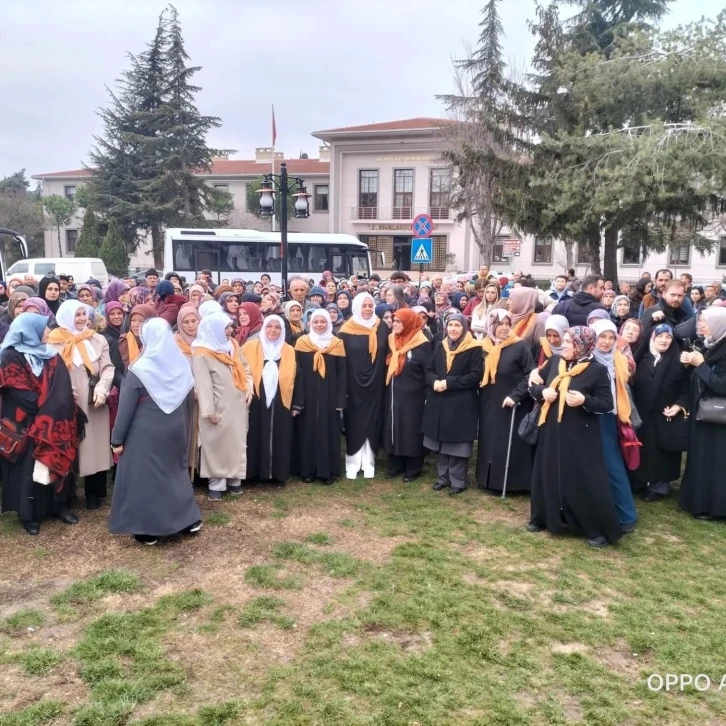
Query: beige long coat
192 348 252 479
50 334 114 477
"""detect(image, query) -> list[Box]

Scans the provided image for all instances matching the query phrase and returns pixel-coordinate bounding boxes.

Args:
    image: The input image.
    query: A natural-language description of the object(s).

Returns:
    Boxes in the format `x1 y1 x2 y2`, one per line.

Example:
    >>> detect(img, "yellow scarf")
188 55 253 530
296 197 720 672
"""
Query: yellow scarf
442 332 480 373
613 351 632 424
481 335 521 386
385 330 428 384
538 337 553 360
192 339 248 392
175 335 192 358
538 358 591 425
47 327 95 373
242 338 296 410
339 318 379 362
126 333 141 365
295 335 345 378
513 313 537 339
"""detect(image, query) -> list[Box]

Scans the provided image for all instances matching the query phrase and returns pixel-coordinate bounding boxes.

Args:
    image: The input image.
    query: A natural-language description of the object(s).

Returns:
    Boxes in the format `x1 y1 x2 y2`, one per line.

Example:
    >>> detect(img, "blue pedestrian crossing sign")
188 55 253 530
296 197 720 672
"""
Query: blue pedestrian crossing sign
411 238 432 264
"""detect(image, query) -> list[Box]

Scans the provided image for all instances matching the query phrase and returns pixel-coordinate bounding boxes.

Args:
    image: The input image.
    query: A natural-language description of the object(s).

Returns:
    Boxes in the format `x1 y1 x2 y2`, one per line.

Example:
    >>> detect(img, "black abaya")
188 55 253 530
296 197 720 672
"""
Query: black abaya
294 349 347 480
384 339 432 459
679 340 726 517
339 324 389 455
630 345 686 487
476 341 536 493
529 355 622 543
245 360 304 482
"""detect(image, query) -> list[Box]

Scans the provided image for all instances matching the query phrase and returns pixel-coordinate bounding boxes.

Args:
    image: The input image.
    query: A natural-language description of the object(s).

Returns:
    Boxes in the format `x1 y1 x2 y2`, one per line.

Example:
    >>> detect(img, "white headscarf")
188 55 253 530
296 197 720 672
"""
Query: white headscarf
199 299 223 319
591 319 618 415
544 314 569 356
350 292 378 329
192 312 233 355
702 307 726 349
308 309 333 351
130 318 194 414
55 300 99 365
260 315 286 408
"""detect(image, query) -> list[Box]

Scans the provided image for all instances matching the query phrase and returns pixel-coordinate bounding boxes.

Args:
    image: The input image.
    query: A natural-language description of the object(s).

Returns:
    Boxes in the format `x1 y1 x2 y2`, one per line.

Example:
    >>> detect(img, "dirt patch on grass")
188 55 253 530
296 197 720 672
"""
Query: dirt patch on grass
343 624 433 653
560 693 584 722
551 642 589 655
597 639 653 679
0 661 88 714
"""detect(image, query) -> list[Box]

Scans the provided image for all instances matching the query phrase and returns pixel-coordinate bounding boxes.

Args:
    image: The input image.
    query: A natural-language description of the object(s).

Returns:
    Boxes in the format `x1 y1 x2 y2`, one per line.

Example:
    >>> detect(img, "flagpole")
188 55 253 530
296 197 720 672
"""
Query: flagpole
271 105 277 233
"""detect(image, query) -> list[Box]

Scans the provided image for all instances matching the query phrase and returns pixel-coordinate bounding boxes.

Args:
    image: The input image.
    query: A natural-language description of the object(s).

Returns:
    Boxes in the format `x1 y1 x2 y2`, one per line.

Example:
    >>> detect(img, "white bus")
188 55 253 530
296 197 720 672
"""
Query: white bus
0 228 29 280
164 228 375 285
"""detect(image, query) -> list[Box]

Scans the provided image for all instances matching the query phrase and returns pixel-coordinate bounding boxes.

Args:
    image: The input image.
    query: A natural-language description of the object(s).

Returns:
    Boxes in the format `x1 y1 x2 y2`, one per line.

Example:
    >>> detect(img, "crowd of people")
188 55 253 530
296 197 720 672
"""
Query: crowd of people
0 263 724 549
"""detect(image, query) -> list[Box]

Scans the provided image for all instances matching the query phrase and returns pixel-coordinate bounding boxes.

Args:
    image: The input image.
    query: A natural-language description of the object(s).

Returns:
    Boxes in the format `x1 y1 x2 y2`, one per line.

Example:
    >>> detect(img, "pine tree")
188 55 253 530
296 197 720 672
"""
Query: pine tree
99 220 130 277
74 207 103 258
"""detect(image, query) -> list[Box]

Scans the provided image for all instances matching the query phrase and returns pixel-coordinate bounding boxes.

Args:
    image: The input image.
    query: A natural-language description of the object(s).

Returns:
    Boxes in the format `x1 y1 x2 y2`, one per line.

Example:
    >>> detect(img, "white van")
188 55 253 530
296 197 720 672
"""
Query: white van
6 258 109 289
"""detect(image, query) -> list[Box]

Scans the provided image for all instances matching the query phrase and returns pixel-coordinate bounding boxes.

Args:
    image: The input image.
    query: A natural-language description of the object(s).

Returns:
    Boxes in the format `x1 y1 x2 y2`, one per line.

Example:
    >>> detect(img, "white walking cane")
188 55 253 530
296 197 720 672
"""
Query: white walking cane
502 403 519 500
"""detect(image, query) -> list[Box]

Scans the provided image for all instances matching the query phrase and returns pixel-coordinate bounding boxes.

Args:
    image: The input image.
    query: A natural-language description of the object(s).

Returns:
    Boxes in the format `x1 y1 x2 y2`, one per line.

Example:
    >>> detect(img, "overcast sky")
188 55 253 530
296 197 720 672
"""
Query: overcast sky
2 0 722 181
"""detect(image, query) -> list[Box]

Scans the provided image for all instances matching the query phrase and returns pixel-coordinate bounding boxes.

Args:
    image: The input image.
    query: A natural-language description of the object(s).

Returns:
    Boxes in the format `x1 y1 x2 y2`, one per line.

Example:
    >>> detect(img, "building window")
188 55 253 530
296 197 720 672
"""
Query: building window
66 229 78 254
668 244 690 266
431 236 448 271
533 236 552 263
393 169 413 219
314 184 329 212
492 237 506 263
429 169 451 219
358 170 378 219
622 245 642 265
64 185 76 202
719 237 726 266
212 183 229 192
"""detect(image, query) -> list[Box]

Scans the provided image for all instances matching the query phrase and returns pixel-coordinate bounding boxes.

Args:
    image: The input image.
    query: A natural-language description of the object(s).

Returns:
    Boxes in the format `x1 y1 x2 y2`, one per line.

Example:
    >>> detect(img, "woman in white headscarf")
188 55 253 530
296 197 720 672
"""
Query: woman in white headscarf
242 315 303 485
679 306 726 519
533 314 569 367
192 311 253 501
338 292 389 479
198 299 224 319
109 318 202 545
294 309 347 484
48 299 115 510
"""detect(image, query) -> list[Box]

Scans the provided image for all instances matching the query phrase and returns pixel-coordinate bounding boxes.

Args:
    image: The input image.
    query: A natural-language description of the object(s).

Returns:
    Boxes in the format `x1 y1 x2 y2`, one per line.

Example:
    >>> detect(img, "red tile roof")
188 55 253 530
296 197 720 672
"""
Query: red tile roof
314 117 450 134
34 158 329 179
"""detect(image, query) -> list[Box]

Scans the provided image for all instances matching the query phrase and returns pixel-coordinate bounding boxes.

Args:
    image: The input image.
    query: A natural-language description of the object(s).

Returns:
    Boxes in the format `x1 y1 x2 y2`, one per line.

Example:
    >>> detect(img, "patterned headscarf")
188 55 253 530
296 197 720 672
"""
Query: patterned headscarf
567 326 596 362
126 285 152 312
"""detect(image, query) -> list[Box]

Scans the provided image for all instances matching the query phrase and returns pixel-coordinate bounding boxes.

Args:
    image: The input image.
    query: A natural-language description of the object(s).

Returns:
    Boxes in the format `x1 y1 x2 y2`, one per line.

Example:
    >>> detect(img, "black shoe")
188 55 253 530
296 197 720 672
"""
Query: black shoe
526 521 545 533
134 534 158 546
621 522 637 534
385 471 404 479
57 509 79 525
642 491 663 503
322 478 335 486
185 520 203 534
432 482 450 491
303 477 314 483
448 487 466 496
86 495 101 510
403 472 422 482
587 536 609 548
695 514 715 521
23 521 40 536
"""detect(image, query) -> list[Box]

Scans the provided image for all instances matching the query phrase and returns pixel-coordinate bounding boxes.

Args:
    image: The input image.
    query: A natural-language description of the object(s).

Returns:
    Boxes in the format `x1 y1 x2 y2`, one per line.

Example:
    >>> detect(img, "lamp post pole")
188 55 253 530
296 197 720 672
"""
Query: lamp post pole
280 162 289 297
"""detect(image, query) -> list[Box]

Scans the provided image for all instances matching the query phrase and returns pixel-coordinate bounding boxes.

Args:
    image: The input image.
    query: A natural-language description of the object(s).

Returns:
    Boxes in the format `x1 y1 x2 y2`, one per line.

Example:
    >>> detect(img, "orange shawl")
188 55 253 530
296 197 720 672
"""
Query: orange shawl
481 335 521 386
513 313 537 340
242 338 296 410
339 318 379 362
47 327 95 373
385 310 428 384
192 339 248 392
442 332 480 373
538 359 590 425
295 335 345 378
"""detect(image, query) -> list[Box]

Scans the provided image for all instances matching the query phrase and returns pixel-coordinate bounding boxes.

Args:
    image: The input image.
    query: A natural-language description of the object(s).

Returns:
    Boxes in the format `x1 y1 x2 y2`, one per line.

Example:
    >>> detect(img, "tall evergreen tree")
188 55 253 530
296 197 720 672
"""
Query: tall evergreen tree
99 220 130 277
74 207 103 258
437 0 531 264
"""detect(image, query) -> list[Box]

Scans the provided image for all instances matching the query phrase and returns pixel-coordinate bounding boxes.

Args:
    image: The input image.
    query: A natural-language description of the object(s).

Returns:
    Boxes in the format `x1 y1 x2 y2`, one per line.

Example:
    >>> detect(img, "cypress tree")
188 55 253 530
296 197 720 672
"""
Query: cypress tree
74 207 103 258
99 221 130 278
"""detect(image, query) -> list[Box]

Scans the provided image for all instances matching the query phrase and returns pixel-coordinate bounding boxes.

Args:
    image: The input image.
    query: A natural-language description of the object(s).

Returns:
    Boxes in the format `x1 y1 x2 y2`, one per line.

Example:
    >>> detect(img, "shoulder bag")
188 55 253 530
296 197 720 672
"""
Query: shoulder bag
617 420 642 470
696 397 726 425
656 411 689 452
0 418 29 463
517 403 540 446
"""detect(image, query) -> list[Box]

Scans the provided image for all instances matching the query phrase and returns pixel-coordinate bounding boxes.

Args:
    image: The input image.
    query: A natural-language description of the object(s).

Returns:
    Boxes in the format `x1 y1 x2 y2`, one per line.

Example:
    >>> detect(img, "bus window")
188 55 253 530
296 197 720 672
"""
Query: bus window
350 253 370 278
223 242 281 272
35 263 57 275
173 241 194 271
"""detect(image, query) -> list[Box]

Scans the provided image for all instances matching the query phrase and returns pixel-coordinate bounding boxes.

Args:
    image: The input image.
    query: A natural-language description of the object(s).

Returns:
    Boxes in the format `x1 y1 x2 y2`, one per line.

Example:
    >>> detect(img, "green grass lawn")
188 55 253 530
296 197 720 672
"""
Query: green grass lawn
1 457 726 726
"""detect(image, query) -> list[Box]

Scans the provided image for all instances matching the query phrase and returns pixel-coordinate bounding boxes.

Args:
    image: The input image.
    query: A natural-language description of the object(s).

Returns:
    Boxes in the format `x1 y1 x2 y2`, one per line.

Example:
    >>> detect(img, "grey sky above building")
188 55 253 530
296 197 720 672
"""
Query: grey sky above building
2 0 721 180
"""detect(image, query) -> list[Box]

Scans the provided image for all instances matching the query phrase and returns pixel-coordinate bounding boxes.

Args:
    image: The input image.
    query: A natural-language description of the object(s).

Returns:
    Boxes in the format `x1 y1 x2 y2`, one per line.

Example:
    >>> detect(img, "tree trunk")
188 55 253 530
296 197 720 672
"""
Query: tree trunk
586 229 601 274
603 226 619 284
564 242 574 270
151 223 163 269
57 225 63 257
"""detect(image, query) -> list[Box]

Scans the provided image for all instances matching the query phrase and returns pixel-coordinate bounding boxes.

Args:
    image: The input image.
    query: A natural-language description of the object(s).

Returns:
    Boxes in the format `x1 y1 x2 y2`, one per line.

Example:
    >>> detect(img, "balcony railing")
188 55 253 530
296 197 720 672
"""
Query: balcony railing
351 206 452 221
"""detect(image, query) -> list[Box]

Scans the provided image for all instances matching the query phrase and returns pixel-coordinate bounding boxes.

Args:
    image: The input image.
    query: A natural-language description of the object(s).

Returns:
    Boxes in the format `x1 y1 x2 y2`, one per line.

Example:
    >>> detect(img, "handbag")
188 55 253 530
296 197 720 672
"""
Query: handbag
696 397 726 424
517 403 540 445
87 369 100 406
617 420 642 471
656 412 689 452
0 418 29 463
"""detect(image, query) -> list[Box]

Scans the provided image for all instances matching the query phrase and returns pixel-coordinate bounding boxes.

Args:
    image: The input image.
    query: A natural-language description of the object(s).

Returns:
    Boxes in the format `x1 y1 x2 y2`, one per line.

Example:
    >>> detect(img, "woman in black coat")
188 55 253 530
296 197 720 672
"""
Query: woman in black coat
528 326 622 547
476 309 536 495
384 308 432 480
422 313 483 495
630 324 687 502
678 307 726 519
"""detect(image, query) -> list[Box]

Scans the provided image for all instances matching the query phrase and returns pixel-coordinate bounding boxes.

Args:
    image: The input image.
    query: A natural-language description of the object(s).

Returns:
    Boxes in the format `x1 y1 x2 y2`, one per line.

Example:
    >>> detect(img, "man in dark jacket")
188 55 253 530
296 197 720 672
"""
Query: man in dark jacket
639 281 689 352
552 274 606 326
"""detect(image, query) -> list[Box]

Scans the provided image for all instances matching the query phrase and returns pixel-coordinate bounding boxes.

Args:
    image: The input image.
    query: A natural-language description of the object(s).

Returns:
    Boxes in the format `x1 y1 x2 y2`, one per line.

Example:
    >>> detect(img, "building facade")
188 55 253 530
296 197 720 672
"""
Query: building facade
34 117 726 282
